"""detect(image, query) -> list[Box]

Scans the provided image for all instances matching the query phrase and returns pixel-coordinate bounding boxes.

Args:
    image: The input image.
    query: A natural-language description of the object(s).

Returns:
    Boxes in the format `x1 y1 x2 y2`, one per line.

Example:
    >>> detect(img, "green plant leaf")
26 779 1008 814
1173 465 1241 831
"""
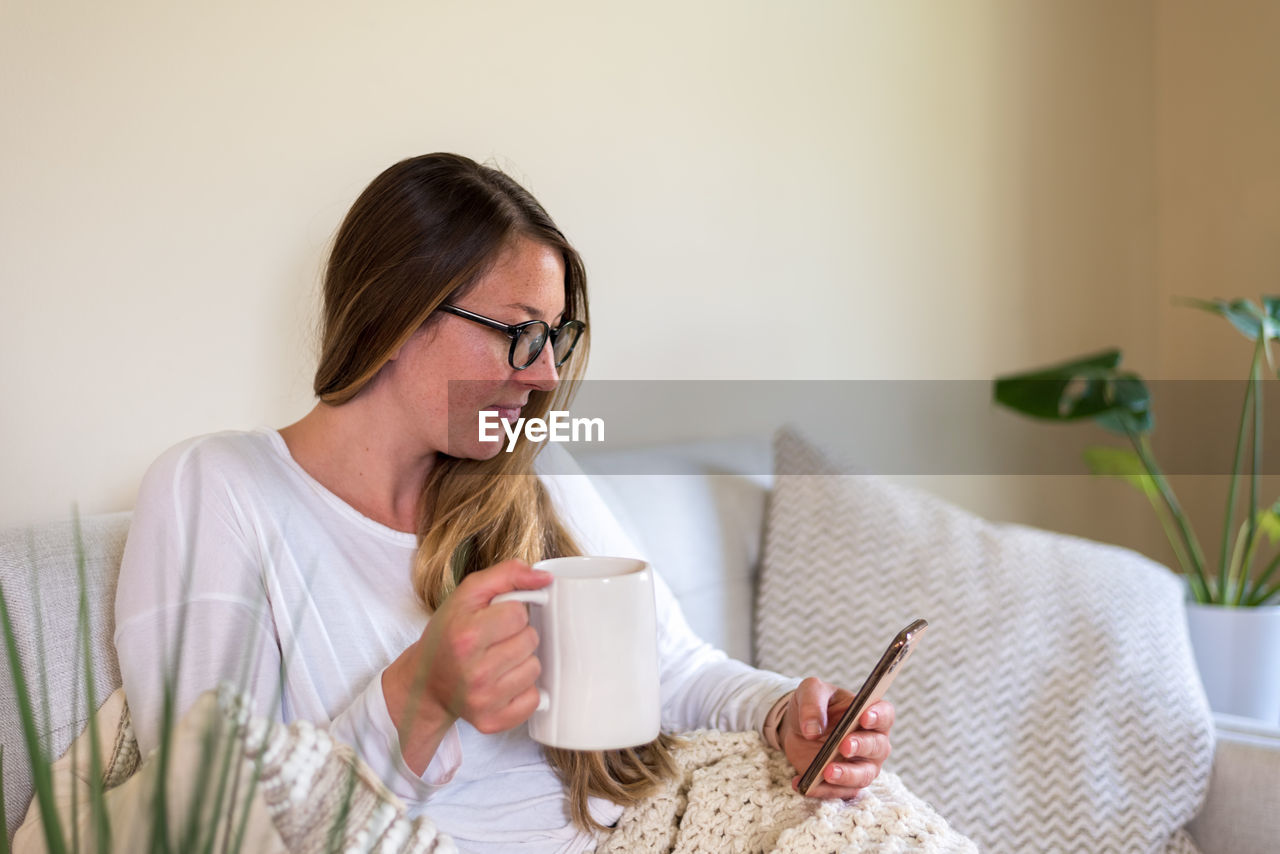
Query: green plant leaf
994 350 1154 435
1257 502 1280 547
1260 294 1280 327
995 349 1119 419
1095 372 1154 435
1083 446 1158 497
1180 296 1280 342
1084 444 1156 492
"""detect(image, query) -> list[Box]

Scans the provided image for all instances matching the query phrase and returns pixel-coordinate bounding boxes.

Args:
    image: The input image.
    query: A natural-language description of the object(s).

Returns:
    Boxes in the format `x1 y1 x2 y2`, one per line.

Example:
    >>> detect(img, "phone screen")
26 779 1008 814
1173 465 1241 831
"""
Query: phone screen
796 618 928 797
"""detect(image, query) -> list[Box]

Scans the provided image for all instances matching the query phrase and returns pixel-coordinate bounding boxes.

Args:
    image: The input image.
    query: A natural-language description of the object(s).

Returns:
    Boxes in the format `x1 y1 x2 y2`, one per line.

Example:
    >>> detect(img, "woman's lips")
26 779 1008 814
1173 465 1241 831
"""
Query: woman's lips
493 406 522 422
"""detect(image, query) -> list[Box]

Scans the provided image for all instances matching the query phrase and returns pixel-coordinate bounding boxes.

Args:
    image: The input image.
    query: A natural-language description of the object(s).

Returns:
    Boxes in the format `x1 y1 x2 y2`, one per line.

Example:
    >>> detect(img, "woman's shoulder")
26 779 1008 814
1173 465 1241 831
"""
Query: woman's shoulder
138 428 288 499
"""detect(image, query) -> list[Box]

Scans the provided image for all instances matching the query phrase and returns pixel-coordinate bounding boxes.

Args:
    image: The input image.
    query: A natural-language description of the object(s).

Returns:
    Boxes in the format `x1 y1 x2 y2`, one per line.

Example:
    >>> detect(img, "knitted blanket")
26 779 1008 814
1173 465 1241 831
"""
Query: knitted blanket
600 730 976 854
16 689 974 853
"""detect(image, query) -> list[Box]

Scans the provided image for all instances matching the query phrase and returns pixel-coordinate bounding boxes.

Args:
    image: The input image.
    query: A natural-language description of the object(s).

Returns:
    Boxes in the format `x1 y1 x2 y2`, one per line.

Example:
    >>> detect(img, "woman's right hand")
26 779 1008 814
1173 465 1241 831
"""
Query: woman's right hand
382 559 552 774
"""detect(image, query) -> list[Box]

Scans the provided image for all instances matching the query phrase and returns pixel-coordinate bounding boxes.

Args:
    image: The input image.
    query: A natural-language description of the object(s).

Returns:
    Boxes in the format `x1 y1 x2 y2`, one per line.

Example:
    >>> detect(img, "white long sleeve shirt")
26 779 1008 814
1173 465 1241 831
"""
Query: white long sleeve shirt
114 429 797 853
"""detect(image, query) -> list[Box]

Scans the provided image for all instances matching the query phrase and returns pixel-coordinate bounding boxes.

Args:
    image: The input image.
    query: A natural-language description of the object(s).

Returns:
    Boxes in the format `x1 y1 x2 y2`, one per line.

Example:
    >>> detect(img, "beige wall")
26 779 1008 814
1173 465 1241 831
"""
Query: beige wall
1150 1 1280 573
2 1 1273 574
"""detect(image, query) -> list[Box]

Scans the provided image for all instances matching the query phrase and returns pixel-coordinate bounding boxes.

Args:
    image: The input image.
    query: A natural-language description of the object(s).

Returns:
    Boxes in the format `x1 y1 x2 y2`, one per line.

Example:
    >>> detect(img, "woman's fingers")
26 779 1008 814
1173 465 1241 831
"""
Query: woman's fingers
793 676 837 739
860 699 895 732
414 560 553 731
783 678 896 801
457 558 552 608
485 624 541 685
839 730 891 761
792 757 880 800
472 654 544 734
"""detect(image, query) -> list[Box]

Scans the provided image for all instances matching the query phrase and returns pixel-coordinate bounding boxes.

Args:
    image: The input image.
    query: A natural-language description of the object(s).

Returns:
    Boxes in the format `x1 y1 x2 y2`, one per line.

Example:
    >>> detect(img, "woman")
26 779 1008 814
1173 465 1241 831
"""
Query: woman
114 153 894 852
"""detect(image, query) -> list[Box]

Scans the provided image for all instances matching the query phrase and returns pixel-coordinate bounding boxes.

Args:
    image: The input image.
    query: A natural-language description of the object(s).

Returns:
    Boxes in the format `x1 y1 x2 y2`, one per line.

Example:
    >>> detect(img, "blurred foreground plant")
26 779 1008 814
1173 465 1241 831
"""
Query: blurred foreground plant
0 512 275 853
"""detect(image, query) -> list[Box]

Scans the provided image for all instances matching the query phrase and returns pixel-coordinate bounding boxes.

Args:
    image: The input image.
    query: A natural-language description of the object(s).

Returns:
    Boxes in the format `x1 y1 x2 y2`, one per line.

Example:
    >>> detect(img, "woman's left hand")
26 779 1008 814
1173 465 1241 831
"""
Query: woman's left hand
779 676 894 800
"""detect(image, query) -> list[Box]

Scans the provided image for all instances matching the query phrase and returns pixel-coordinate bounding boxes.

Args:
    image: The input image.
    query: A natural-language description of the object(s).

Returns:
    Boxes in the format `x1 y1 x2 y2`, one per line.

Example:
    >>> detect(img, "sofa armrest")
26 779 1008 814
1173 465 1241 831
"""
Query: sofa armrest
1188 714 1280 854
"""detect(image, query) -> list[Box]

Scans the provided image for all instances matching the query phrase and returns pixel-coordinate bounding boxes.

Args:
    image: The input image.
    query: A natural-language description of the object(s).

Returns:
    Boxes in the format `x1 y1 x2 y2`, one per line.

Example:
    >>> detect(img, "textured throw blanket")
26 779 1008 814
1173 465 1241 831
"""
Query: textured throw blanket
601 730 975 853
16 688 974 853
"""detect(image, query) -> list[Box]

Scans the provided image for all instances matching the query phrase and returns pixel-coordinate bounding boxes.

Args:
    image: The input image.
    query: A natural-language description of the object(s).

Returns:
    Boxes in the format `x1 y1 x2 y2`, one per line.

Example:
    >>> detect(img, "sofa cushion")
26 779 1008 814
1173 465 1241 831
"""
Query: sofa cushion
1 512 130 840
755 428 1214 854
576 438 772 663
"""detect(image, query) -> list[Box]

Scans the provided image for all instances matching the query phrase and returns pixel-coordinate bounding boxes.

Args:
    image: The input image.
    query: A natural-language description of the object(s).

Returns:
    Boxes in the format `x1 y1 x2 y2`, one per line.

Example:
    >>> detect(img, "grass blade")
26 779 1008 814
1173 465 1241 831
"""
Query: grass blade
1219 346 1257 601
1238 336 1265 604
1247 551 1280 606
1085 446 1194 576
69 657 79 854
0 580 67 854
150 462 214 854
148 681 175 854
1253 582 1280 606
23 534 55 794
2 744 10 854
72 510 111 852
178 706 228 853
1130 431 1210 600
200 711 244 854
324 764 359 853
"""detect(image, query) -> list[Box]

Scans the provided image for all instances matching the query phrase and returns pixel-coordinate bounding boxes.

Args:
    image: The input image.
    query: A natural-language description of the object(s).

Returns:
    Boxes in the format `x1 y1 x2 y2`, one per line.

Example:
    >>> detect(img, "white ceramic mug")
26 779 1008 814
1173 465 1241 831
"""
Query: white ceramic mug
492 555 661 750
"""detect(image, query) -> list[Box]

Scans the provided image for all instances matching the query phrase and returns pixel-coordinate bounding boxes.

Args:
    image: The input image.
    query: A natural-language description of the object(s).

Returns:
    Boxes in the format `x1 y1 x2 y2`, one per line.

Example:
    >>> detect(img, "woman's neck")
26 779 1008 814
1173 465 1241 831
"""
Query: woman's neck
279 400 435 534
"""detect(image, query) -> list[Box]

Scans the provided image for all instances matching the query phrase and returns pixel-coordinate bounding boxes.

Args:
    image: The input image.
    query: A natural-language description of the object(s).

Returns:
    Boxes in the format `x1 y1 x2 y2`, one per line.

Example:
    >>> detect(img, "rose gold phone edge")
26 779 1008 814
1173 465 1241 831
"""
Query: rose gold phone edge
796 618 929 797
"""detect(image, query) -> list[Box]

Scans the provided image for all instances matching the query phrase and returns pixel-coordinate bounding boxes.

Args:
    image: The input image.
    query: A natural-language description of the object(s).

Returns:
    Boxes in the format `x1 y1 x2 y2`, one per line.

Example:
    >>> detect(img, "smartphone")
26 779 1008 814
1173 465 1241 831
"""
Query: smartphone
796 618 929 797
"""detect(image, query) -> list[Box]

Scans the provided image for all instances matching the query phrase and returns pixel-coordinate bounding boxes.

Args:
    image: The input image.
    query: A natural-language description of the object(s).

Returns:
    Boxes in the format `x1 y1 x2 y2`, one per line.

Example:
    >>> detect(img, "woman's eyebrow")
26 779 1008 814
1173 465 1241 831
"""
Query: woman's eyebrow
505 302 566 321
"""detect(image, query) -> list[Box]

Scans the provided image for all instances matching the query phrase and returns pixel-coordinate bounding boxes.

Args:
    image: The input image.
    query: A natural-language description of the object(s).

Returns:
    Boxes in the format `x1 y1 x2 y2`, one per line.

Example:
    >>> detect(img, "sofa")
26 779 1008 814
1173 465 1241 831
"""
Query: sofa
3 431 1279 852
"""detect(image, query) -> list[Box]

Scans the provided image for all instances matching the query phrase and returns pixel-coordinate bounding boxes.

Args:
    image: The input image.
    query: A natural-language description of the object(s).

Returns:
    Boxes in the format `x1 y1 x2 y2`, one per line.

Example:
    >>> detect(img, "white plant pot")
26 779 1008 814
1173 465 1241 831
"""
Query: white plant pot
1185 600 1280 724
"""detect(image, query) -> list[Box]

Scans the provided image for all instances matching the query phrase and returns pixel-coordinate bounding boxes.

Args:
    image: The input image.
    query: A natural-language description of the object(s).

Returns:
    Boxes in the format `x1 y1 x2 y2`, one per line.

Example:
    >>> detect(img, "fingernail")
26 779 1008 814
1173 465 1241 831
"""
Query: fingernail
829 765 842 781
803 721 821 737
844 737 858 757
865 709 878 727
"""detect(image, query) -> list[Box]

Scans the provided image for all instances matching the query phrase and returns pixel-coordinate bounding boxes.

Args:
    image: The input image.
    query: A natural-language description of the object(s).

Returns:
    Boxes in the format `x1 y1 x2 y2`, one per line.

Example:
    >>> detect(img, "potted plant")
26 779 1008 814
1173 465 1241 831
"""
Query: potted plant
993 296 1280 723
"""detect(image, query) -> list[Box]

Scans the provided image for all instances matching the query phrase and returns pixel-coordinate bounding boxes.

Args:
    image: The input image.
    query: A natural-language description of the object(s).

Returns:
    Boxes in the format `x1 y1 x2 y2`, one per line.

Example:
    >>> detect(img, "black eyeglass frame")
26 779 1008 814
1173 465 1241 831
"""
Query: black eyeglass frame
437 304 585 370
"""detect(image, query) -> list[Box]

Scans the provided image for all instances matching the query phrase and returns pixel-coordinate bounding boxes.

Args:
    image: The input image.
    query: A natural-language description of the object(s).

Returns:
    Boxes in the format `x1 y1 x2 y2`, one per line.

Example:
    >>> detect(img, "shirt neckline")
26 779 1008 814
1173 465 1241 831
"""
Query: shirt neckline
255 426 419 549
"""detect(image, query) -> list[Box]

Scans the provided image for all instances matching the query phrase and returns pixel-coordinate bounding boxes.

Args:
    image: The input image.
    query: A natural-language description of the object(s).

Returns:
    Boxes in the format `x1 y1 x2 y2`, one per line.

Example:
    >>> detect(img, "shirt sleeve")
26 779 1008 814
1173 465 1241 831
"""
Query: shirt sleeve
113 437 461 802
327 669 463 797
535 445 799 736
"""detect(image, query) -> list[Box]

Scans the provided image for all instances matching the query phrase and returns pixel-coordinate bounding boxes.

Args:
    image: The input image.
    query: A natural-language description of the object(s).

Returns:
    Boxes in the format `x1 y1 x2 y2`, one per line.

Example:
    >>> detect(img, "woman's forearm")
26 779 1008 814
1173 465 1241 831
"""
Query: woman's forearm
381 642 459 775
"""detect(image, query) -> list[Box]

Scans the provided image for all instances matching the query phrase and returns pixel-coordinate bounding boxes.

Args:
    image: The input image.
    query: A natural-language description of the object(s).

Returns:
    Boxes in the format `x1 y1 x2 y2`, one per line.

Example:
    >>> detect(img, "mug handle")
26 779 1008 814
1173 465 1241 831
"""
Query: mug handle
491 590 551 606
491 589 552 712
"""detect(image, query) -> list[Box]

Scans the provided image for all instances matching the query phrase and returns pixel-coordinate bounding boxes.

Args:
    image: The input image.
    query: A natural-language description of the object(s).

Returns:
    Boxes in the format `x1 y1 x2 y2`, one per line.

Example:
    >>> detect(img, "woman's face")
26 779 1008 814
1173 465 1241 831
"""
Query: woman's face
382 235 569 461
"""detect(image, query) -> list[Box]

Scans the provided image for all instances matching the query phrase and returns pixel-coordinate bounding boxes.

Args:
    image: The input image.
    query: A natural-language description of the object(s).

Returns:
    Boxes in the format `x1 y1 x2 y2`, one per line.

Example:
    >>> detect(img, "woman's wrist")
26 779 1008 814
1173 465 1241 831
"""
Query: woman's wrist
762 689 794 751
382 646 457 775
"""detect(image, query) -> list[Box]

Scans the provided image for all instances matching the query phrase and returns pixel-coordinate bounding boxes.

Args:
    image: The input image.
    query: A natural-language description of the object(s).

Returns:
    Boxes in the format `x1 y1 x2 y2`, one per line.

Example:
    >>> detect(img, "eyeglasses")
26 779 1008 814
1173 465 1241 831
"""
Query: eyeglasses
438 304 586 371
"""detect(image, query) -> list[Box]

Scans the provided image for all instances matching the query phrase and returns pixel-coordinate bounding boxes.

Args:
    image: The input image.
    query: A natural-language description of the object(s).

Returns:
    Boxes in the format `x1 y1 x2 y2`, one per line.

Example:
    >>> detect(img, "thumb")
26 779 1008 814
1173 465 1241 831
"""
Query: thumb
794 677 833 740
459 559 552 606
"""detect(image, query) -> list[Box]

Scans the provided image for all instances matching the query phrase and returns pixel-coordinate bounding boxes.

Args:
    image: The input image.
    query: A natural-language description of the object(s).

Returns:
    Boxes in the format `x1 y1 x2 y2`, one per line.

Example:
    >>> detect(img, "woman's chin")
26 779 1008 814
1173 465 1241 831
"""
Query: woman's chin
446 438 506 461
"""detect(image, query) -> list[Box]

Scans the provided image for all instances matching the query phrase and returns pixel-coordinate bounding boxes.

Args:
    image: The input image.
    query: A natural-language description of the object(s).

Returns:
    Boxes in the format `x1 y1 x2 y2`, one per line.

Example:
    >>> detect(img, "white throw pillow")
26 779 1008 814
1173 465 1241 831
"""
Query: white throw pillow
755 428 1214 854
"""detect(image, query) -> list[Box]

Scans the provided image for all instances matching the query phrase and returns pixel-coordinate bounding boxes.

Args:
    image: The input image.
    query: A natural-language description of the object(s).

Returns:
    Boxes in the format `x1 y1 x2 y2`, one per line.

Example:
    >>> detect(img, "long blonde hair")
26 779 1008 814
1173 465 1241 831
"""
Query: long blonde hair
313 153 678 829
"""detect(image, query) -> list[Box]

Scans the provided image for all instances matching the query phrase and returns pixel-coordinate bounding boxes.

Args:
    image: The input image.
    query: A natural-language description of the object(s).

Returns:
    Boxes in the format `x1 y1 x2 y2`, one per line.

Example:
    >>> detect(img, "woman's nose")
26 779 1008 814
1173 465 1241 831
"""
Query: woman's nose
519 342 559 391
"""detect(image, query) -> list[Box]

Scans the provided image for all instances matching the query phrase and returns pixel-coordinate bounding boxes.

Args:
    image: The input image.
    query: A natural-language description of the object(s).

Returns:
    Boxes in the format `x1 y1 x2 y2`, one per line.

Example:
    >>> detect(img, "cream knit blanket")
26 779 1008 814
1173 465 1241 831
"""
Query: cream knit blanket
600 730 976 854
17 689 975 853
